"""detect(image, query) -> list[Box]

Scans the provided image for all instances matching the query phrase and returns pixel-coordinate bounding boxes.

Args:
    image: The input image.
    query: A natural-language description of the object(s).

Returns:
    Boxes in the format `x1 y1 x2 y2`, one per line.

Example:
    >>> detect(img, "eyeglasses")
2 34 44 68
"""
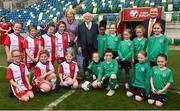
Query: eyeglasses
13 55 21 57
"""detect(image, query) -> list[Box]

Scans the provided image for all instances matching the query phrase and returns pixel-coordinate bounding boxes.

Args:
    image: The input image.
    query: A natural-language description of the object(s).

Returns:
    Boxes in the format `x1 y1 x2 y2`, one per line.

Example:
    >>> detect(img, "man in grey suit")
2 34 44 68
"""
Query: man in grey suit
77 12 98 70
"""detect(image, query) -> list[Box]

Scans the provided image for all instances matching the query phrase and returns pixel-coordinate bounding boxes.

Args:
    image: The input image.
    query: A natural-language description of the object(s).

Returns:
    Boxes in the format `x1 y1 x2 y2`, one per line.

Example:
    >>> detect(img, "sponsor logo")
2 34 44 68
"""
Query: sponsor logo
130 10 138 18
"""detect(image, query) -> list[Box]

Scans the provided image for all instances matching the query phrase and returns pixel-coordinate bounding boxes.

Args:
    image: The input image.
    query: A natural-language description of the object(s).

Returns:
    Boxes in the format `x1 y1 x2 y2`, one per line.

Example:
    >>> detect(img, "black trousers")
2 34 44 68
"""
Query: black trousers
82 45 97 70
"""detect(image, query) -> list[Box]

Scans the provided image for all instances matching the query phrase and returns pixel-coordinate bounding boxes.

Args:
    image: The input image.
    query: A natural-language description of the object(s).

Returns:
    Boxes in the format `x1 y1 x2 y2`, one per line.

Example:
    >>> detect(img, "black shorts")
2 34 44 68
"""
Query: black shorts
128 86 146 98
100 58 104 62
102 77 110 86
89 74 98 82
150 61 157 67
133 59 139 66
119 60 131 70
148 92 166 103
113 51 118 59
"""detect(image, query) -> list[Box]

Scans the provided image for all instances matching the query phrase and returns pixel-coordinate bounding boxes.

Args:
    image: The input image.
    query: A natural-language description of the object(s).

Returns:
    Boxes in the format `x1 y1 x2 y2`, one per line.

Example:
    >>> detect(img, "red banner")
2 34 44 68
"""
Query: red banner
122 7 163 21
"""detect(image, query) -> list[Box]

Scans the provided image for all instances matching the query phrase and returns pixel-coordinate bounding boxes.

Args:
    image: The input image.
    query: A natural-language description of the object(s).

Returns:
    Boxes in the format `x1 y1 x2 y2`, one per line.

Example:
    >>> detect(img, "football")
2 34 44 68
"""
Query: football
81 81 91 91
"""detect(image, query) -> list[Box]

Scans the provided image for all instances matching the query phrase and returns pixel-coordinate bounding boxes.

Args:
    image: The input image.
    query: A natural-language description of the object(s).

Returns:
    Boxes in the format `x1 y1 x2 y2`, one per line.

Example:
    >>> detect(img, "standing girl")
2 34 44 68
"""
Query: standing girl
133 25 147 65
118 29 134 89
106 22 121 58
97 20 108 61
55 21 70 64
40 24 56 64
147 22 169 67
0 17 11 45
24 25 41 70
4 22 24 65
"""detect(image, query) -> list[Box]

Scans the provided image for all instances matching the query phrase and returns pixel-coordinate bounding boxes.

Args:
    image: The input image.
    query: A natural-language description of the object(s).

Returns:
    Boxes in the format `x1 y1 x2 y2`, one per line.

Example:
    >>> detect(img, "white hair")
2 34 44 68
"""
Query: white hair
83 12 92 18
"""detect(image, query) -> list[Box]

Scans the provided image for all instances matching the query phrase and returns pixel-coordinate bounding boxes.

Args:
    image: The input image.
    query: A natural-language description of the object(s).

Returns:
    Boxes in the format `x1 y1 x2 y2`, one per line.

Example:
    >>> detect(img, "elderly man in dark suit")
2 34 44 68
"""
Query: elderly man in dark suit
142 6 166 38
77 12 98 70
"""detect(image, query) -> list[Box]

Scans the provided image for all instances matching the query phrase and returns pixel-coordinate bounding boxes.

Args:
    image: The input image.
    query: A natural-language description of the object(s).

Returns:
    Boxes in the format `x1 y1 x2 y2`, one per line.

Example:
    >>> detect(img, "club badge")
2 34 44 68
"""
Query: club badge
159 39 163 43
97 67 100 70
115 38 118 41
141 67 145 72
110 64 113 68
128 43 131 46
162 73 167 78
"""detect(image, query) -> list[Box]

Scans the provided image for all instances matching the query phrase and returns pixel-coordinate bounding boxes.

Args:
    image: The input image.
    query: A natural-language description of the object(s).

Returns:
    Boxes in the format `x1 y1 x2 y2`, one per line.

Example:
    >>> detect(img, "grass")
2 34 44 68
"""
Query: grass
54 88 180 110
0 45 180 110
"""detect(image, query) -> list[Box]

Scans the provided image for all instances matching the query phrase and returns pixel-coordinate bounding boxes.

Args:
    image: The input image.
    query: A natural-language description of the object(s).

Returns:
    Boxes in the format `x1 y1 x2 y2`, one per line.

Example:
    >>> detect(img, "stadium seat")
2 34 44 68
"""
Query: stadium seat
4 0 83 32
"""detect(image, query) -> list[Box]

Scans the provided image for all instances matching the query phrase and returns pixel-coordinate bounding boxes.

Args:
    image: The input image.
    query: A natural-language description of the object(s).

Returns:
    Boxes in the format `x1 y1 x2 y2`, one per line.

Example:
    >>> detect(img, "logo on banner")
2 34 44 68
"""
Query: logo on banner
130 10 138 18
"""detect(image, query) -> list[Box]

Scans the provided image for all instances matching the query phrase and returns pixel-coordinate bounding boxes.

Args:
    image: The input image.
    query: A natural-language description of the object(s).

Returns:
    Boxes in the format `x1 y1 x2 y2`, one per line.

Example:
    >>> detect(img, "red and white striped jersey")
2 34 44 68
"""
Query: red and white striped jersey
4 33 24 53
59 61 79 79
24 36 40 63
55 32 70 57
33 61 54 78
40 34 56 61
6 63 30 91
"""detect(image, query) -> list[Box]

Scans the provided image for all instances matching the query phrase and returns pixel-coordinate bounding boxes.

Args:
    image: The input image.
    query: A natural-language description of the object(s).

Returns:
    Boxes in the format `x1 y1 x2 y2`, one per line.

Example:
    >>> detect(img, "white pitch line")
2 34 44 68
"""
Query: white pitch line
0 65 7 69
43 90 76 111
168 89 180 94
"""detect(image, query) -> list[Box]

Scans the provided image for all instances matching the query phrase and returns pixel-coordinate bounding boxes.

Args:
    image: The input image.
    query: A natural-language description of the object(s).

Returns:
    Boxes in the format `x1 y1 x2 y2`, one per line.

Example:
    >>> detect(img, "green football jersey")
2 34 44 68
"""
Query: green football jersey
133 37 147 60
97 34 108 58
147 34 169 62
106 34 121 51
131 61 151 94
118 39 134 62
151 66 174 94
86 62 102 82
100 59 118 79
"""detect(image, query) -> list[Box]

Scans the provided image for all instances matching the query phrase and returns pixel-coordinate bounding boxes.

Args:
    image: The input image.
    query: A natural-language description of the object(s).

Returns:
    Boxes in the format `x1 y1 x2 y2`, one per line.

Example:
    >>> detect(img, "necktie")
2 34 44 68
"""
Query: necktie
148 19 154 38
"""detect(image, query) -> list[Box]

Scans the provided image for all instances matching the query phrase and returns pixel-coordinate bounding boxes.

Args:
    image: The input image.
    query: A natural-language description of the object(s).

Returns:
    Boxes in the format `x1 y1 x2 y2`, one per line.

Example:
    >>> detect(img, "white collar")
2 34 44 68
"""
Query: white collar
110 33 116 37
150 18 157 22
124 39 130 42
159 67 167 71
85 22 92 28
154 34 162 37
137 37 143 41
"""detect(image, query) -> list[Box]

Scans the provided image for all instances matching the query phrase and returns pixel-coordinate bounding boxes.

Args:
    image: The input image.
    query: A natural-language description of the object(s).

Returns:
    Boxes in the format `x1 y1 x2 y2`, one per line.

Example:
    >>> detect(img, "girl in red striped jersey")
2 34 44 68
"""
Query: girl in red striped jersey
55 21 71 64
24 25 41 70
32 50 57 92
40 24 56 64
4 22 25 65
6 49 34 102
59 51 79 89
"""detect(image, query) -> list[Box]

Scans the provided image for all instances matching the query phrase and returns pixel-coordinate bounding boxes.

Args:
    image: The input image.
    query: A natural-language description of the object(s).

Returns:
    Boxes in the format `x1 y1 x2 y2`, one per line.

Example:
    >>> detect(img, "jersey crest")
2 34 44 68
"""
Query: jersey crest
162 73 167 78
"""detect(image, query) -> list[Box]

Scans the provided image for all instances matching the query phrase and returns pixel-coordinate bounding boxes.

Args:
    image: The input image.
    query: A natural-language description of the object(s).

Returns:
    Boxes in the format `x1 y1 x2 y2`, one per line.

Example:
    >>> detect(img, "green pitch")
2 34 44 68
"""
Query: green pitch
0 45 180 110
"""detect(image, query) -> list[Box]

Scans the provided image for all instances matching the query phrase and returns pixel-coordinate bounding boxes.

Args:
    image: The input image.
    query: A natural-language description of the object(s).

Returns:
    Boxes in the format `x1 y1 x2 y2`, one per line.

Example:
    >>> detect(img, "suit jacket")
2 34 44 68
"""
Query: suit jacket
141 18 166 37
77 22 98 50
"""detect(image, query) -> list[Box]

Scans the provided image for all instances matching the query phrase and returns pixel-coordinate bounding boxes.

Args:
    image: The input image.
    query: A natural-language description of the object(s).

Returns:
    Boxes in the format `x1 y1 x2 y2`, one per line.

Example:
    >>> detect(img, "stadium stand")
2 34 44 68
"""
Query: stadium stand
5 0 82 32
1 0 180 33
0 8 9 18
